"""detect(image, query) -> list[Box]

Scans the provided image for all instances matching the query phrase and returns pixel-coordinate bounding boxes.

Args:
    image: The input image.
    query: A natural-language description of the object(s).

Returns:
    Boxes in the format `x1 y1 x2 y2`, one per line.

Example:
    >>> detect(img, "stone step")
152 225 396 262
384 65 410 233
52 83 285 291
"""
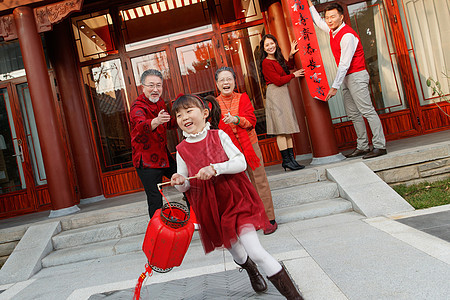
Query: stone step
51 170 328 233
276 198 353 224
41 175 345 268
58 196 184 232
51 180 339 250
42 198 352 268
42 231 201 268
52 215 149 250
268 168 326 191
272 181 339 209
43 235 138 268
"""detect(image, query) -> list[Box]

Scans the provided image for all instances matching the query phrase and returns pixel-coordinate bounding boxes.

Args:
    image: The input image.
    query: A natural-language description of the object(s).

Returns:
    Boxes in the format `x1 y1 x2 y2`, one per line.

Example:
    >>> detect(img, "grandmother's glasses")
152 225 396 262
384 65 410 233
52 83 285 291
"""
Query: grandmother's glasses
218 77 234 84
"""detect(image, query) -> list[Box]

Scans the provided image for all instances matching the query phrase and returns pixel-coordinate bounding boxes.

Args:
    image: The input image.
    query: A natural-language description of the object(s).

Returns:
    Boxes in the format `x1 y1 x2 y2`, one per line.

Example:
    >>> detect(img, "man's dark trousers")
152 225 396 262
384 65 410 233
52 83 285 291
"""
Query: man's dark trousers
136 153 177 218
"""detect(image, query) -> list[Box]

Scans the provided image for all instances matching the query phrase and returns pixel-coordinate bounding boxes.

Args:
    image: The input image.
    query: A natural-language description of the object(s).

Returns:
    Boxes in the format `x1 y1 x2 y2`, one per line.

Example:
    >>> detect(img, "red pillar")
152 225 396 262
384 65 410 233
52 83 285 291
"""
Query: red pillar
13 7 79 214
46 21 104 200
279 0 345 163
267 2 311 155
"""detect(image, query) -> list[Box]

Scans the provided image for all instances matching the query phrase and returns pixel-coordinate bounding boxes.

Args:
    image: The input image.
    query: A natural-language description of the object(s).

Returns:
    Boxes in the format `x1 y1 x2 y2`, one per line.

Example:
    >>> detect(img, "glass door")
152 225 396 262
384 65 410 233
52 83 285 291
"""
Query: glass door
0 81 46 215
81 59 133 172
313 0 419 147
0 86 25 195
315 0 407 121
347 1 406 114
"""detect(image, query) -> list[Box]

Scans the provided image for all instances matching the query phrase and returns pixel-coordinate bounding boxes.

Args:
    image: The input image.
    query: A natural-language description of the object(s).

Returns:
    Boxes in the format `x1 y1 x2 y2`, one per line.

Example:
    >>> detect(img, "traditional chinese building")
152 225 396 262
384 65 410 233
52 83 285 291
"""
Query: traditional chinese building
0 0 448 219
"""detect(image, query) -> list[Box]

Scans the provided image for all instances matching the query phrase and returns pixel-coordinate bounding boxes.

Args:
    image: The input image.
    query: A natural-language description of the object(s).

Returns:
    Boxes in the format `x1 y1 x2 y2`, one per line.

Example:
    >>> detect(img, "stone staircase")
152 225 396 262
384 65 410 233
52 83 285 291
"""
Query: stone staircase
41 201 151 268
268 168 352 223
41 168 353 268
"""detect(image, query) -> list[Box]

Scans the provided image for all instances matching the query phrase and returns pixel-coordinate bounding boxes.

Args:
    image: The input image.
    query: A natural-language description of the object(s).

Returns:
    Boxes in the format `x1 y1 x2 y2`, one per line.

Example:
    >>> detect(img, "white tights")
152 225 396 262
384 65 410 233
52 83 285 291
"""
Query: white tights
227 229 282 277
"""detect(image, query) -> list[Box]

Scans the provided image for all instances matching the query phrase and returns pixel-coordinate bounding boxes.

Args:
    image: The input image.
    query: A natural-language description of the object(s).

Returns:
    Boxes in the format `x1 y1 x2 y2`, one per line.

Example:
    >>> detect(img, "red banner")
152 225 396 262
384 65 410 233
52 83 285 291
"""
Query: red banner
287 0 329 101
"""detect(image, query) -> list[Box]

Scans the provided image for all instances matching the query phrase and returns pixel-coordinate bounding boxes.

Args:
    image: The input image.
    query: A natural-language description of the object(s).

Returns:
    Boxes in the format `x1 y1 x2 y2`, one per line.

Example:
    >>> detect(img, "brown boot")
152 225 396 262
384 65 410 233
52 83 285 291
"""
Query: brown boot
236 257 268 293
268 267 304 300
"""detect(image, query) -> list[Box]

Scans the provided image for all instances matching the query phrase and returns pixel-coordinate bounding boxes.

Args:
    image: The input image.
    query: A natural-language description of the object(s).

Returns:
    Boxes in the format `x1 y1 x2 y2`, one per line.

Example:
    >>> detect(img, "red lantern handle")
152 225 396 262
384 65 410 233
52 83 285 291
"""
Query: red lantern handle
157 176 196 213
156 176 196 190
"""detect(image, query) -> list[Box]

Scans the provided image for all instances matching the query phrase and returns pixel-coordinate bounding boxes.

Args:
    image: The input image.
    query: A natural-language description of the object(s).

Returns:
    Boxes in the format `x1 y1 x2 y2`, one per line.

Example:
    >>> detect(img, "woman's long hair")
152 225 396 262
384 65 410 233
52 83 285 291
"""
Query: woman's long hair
172 94 222 129
257 34 290 84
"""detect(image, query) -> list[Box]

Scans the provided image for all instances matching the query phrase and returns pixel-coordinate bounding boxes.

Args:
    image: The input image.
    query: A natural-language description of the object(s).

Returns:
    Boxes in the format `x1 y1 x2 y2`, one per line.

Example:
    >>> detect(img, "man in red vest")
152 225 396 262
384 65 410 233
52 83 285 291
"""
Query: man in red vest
308 1 387 159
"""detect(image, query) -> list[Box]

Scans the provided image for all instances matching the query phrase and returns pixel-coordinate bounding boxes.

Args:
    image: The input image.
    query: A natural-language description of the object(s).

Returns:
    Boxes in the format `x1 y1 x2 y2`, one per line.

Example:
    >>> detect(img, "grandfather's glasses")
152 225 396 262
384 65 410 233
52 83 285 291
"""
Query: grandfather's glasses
218 77 234 83
142 83 163 89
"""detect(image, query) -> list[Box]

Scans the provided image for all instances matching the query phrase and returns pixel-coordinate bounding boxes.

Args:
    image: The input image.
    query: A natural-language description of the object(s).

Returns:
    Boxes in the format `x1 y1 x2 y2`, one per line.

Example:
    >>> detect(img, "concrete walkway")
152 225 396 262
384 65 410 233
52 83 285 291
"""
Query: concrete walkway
0 131 449 299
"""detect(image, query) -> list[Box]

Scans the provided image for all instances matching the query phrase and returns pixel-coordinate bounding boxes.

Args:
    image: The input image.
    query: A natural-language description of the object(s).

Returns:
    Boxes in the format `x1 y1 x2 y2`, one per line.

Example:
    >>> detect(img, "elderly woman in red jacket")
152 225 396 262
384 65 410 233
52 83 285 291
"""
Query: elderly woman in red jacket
130 69 177 218
214 67 277 235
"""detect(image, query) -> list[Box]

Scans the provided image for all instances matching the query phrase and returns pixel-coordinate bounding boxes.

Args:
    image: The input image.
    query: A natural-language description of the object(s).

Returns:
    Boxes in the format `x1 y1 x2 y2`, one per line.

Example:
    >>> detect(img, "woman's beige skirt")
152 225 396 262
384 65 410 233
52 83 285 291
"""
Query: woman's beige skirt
265 84 300 135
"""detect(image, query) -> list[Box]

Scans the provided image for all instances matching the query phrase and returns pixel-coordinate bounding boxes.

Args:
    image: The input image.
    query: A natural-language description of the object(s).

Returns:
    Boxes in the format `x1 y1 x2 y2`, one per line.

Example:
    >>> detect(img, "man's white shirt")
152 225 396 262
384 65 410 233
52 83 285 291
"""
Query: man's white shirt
310 6 359 89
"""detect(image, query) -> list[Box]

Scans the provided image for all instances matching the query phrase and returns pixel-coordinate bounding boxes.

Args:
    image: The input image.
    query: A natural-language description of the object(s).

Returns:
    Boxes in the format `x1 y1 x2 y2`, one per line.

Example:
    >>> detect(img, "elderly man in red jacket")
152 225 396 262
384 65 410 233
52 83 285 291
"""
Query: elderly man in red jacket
308 0 387 159
130 69 178 217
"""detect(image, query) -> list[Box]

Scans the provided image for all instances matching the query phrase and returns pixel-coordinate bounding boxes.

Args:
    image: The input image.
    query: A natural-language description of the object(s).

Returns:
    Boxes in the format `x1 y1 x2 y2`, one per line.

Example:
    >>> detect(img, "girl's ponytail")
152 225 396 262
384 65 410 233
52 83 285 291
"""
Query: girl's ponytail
203 95 221 129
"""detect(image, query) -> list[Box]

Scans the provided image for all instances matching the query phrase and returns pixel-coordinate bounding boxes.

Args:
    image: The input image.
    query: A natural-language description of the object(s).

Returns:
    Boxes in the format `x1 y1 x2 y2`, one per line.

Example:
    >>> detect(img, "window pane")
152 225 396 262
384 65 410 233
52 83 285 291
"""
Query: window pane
81 59 132 172
0 37 49 81
16 83 46 185
0 88 23 194
0 40 24 81
131 52 175 101
176 40 217 97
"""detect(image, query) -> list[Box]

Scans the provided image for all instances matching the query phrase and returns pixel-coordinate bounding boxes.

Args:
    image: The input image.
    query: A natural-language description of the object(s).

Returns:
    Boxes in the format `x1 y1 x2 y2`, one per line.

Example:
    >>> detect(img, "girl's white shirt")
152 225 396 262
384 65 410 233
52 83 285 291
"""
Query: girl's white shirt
175 122 247 192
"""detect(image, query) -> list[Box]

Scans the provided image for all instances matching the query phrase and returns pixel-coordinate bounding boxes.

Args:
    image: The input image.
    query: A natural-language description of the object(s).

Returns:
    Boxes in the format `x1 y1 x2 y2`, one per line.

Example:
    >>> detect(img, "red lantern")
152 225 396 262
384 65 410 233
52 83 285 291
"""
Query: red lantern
143 202 194 272
133 201 194 299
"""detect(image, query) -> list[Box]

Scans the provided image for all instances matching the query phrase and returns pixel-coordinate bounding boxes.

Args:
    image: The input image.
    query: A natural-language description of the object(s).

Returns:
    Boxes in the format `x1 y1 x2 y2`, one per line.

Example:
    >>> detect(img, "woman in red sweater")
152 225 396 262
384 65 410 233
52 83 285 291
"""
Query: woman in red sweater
258 34 305 171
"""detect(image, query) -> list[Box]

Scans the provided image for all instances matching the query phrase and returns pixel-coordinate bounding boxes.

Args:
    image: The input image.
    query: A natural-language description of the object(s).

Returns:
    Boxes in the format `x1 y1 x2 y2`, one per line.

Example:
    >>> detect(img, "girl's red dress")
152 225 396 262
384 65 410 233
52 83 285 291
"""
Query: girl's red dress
176 130 268 254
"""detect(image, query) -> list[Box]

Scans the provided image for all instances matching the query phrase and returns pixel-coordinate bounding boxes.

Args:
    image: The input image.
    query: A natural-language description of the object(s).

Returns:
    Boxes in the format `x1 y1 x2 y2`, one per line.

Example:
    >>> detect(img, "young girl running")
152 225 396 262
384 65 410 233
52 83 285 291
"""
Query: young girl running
170 94 303 300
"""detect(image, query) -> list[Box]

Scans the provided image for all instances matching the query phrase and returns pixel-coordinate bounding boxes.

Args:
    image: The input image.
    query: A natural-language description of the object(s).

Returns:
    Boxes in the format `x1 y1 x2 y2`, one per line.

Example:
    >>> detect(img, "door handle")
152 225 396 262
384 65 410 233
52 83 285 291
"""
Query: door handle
12 140 24 163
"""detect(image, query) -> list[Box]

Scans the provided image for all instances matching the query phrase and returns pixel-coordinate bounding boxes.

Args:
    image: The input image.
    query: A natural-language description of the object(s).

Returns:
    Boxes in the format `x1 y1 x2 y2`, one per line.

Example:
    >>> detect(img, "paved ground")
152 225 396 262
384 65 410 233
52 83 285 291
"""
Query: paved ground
397 210 450 242
88 269 285 299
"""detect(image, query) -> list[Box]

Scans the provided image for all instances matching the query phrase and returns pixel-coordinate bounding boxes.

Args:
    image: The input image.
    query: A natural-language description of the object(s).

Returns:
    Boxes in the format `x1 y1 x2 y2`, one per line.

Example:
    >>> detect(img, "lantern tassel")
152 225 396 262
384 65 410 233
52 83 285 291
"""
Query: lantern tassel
133 263 153 300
